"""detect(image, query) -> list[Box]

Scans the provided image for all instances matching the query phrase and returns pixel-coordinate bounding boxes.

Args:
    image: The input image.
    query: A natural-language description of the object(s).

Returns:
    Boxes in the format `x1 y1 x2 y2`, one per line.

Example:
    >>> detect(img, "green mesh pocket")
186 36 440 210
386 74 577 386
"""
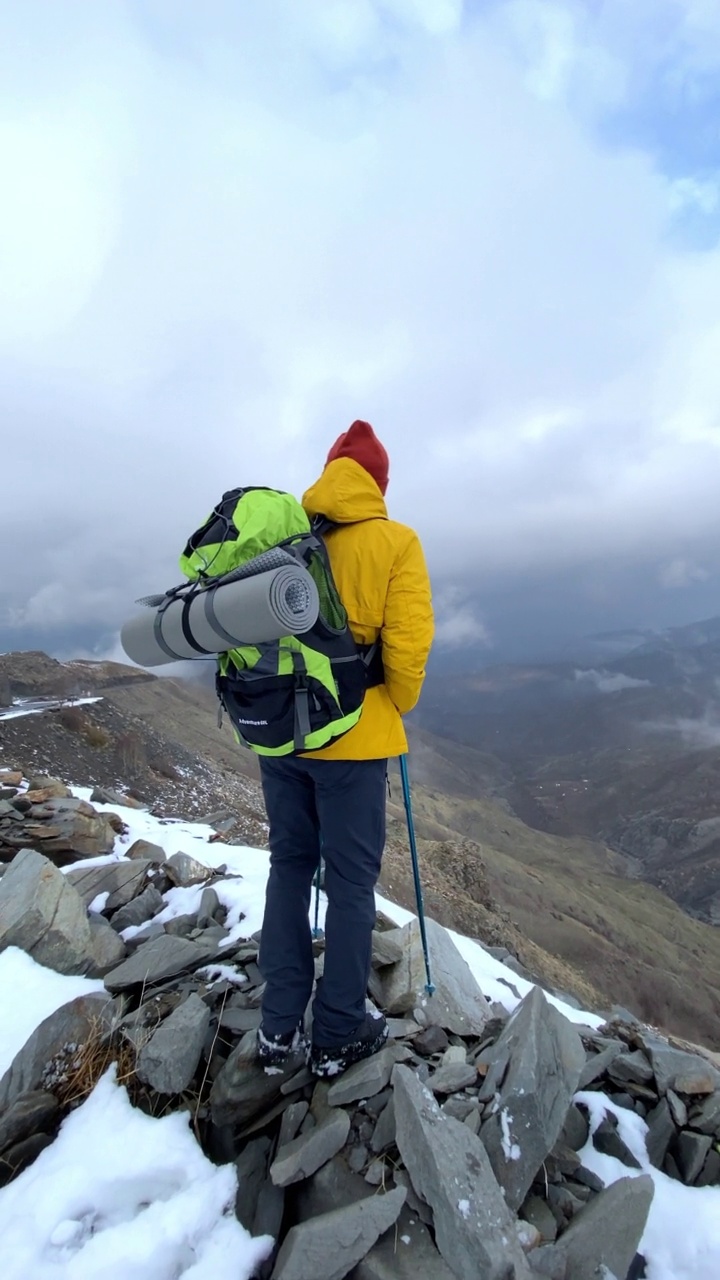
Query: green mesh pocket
307 549 347 631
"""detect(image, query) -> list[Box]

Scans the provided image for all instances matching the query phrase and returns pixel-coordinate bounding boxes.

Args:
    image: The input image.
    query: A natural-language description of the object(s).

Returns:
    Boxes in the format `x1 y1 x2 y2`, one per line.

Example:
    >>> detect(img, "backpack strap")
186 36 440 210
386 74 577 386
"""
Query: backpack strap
290 650 312 750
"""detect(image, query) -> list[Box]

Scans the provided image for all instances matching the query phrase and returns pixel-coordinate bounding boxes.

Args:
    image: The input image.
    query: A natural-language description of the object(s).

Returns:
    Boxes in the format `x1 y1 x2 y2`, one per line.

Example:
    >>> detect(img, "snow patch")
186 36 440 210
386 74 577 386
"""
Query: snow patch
500 1108 521 1162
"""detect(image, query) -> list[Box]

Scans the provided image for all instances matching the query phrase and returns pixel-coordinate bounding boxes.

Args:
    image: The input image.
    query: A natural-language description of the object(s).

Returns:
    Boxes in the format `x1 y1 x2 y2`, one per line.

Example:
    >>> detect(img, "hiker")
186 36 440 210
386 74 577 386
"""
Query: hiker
256 420 434 1076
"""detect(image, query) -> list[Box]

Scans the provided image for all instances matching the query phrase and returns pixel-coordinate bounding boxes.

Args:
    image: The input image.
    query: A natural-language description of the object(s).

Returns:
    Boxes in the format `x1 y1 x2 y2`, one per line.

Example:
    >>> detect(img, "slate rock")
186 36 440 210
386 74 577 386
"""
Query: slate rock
87 916 126 974
392 1064 532 1280
271 1108 351 1187
0 1132 55 1187
607 1050 654 1088
110 885 164 933
164 852 213 886
695 1149 720 1187
666 1089 688 1128
640 1035 720 1096
527 1244 568 1279
278 1101 309 1149
0 992 115 1114
592 1116 642 1170
369 919 492 1037
521 1194 558 1243
127 838 166 863
413 1025 449 1056
65 859 152 909
559 1104 589 1153
429 1062 477 1094
0 849 95 974
677 1131 712 1185
479 987 586 1211
90 787 144 809
556 1174 654 1280
327 1044 408 1108
688 1090 720 1137
0 1090 59 1154
643 1096 676 1168
371 930 404 968
136 993 211 1094
371 1095 396 1154
352 1203 457 1280
104 933 219 991
211 1032 306 1128
272 1187 406 1280
295 1154 374 1221
235 1135 272 1231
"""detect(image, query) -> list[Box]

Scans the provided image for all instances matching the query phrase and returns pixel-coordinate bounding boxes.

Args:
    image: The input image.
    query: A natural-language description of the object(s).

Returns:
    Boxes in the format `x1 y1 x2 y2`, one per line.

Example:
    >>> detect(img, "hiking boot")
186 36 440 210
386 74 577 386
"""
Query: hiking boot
256 1023 306 1069
310 1012 389 1079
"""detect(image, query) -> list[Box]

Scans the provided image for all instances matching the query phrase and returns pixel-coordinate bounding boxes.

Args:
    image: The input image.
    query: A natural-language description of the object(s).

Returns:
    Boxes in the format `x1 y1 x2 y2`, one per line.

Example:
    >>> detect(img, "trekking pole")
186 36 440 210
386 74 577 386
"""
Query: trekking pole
399 754 435 995
312 862 323 938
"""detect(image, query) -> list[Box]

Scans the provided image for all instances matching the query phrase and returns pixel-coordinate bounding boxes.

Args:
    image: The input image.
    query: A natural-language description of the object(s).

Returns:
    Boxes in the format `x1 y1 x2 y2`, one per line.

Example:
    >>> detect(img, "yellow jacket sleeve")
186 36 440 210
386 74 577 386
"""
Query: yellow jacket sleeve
381 530 434 716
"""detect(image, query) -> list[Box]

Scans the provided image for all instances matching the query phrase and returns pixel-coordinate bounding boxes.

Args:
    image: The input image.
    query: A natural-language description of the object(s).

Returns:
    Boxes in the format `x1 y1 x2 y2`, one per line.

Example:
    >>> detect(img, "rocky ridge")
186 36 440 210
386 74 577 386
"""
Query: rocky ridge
1 768 719 1277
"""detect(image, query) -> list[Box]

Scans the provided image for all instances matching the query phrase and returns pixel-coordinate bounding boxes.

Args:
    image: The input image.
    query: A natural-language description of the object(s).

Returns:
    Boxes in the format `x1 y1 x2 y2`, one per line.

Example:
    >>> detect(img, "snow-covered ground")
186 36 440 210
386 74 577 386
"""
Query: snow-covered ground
0 791 718 1279
0 696 102 722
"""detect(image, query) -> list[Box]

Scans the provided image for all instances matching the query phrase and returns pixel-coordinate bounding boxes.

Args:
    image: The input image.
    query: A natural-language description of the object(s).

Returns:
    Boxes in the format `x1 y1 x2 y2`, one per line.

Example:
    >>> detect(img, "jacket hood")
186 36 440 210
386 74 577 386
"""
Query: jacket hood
302 457 388 525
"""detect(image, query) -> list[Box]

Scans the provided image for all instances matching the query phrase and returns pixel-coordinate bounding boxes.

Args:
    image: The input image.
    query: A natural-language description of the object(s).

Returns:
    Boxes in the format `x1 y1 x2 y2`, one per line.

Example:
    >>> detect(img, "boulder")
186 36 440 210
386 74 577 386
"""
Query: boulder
353 1203 457 1279
429 1062 477 1095
369 919 492 1037
676 1131 713 1185
272 1187 406 1280
0 992 115 1114
689 1090 720 1137
644 1098 676 1168
126 838 166 864
109 885 164 933
8 798 115 862
270 1108 351 1187
640 1034 720 1096
90 787 144 810
0 849 95 974
88 916 126 974
65 860 152 909
103 933 219 991
27 777 70 798
135 993 211 1094
235 1135 272 1231
164 852 213 887
556 1175 654 1280
479 987 585 1211
211 1032 306 1128
0 1090 59 1155
392 1064 532 1280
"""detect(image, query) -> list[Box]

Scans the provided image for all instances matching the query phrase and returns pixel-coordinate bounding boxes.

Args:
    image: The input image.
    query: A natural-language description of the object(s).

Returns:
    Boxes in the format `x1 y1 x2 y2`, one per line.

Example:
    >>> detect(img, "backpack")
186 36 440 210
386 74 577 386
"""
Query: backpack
179 486 383 755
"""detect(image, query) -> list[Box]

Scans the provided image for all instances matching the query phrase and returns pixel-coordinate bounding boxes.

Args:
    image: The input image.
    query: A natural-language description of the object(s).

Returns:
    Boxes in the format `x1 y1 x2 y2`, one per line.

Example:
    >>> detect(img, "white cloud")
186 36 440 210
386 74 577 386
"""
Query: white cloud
1 2 720 638
658 557 711 589
434 588 491 649
574 668 651 693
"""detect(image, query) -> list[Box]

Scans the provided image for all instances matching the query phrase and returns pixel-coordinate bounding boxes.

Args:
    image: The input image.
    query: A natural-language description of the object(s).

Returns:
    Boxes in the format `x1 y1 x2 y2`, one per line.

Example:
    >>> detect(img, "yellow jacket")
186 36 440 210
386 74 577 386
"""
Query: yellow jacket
302 457 434 760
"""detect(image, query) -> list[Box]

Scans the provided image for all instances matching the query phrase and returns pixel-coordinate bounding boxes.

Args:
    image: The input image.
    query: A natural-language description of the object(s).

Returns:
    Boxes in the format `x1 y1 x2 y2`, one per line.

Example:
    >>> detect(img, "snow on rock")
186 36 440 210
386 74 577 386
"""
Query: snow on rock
577 1091 720 1280
0 948 104 1079
0 1068 273 1280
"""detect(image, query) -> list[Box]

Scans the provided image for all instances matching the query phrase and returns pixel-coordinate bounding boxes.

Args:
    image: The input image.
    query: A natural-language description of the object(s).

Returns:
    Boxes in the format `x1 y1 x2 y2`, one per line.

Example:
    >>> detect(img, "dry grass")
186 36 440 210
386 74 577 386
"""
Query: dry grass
57 706 112 748
44 1025 138 1111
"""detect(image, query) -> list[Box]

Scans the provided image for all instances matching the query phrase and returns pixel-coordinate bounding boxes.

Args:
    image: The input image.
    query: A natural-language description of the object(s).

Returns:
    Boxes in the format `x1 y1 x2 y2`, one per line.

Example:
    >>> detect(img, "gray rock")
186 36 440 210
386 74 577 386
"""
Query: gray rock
369 919 492 1037
607 1049 654 1088
429 1062 477 1094
0 1132 55 1186
386 1018 422 1040
253 1179 285 1243
677 1131 712 1185
198 886 220 927
441 1094 478 1122
164 852 213 886
353 1203 457 1280
271 1187 406 1280
234 1135 272 1231
0 849 95 974
645 1097 676 1168
413 1025 449 1056
666 1089 688 1128
90 787 143 809
364 1157 386 1186
103 933 219 991
135 993 210 1093
479 987 586 1211
392 1064 532 1280
0 992 115 1114
696 1149 720 1187
0 1090 59 1154
521 1194 558 1243
559 1104 589 1153
371 930 404 968
110 885 164 933
126 838 166 863
557 1174 654 1280
592 1116 642 1170
210 1032 306 1128
528 1244 568 1279
295 1154 374 1220
327 1044 408 1108
348 1144 368 1174
278 1101 309 1149
371 1095 396 1154
65 859 152 909
640 1034 720 1096
87 916 126 974
688 1089 720 1137
271 1108 351 1187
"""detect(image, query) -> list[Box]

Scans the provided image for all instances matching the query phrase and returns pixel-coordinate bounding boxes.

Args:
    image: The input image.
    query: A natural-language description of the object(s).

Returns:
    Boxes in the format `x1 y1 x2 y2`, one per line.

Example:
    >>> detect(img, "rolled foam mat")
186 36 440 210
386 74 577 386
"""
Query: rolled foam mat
120 564 319 667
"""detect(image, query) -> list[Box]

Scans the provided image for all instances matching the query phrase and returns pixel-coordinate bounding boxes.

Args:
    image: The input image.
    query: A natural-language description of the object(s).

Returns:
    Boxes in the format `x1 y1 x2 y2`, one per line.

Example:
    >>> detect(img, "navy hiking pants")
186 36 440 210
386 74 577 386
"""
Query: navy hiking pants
258 755 387 1046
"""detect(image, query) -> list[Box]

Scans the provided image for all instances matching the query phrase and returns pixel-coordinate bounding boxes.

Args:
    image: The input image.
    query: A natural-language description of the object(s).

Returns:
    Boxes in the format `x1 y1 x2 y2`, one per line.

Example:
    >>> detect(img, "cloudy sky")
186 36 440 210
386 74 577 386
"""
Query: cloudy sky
2 0 720 661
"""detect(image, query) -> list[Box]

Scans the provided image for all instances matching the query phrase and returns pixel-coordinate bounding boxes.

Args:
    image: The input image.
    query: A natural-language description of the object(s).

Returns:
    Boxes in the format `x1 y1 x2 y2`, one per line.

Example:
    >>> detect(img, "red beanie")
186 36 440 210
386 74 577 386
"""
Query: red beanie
326 420 389 495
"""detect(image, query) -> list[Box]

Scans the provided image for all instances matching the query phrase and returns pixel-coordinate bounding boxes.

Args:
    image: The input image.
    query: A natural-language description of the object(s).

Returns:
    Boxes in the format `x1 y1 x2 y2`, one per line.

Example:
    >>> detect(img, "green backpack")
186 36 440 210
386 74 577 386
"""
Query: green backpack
179 486 382 755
